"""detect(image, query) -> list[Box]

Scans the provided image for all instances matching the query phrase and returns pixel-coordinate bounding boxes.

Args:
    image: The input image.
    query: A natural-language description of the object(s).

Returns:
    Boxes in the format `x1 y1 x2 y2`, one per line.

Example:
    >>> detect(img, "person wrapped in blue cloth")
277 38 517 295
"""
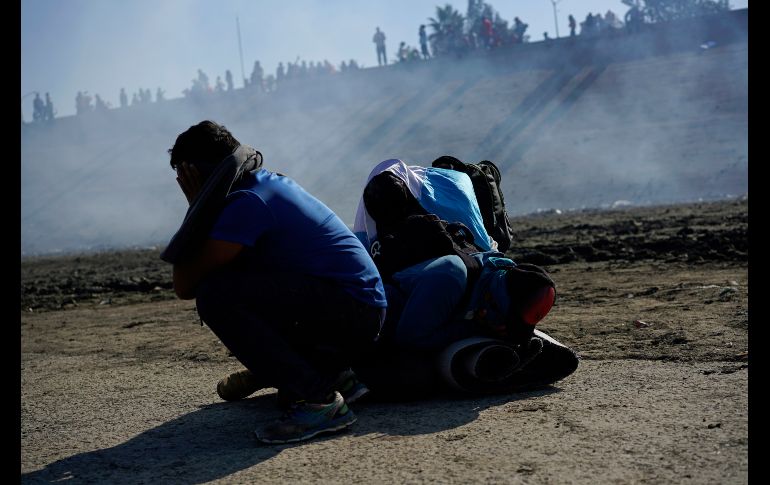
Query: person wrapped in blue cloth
351 158 576 397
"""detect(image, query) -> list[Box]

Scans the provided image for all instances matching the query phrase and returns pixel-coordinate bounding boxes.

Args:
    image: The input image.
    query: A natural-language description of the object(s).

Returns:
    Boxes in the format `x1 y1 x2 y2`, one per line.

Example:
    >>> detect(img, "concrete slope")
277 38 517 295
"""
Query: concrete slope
20 11 748 255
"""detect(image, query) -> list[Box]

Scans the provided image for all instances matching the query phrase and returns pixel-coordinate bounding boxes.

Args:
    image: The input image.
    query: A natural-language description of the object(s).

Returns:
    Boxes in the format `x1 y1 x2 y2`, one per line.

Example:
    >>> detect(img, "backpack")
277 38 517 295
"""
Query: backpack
371 213 482 285
432 155 515 253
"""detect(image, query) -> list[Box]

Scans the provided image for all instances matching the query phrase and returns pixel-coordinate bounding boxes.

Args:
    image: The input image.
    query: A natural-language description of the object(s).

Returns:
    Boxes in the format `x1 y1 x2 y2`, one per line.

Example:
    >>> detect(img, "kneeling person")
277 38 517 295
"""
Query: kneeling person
163 120 386 444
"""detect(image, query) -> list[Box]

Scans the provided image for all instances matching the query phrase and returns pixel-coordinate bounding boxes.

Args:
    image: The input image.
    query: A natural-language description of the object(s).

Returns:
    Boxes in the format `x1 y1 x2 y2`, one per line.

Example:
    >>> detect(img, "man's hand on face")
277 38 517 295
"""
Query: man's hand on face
176 162 203 205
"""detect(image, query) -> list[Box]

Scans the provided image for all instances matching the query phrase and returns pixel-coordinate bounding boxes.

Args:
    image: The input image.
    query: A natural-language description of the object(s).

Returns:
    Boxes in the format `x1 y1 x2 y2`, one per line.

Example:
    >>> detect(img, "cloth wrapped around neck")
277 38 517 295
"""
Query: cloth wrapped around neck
160 144 262 264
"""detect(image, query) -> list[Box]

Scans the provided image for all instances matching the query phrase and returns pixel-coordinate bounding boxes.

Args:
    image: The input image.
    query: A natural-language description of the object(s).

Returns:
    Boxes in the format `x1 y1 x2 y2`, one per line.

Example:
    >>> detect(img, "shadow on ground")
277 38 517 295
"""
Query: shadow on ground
22 387 559 484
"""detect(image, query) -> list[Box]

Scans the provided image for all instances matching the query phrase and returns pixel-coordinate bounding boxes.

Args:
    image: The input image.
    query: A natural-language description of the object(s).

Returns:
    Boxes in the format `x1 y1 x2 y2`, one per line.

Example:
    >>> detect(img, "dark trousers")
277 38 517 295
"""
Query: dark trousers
195 270 383 402
377 46 387 66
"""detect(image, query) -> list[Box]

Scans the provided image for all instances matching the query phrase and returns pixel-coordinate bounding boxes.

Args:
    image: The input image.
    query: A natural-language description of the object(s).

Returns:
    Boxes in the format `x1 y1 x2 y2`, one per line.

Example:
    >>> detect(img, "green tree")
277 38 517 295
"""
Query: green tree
627 0 731 23
466 0 483 28
466 0 509 47
428 4 465 56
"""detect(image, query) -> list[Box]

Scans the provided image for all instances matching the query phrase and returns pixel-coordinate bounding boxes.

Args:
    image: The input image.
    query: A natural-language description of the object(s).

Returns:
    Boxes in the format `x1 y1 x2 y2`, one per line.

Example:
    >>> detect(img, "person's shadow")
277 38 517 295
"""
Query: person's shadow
21 387 560 484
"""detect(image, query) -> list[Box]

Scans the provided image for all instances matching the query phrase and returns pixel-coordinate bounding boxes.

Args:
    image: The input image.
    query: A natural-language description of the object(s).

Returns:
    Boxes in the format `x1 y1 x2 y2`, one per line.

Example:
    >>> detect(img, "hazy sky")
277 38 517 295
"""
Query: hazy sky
21 0 748 120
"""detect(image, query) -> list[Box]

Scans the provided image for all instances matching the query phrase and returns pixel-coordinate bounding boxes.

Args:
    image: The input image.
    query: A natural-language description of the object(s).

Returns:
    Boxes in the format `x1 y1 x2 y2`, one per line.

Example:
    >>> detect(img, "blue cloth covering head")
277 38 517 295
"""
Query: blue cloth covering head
353 159 495 253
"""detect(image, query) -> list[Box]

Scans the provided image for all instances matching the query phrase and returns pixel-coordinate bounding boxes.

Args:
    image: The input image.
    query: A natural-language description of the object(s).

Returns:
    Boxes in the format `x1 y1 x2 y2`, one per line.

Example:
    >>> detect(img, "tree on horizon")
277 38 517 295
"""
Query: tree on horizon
628 0 731 23
466 0 510 47
428 4 465 57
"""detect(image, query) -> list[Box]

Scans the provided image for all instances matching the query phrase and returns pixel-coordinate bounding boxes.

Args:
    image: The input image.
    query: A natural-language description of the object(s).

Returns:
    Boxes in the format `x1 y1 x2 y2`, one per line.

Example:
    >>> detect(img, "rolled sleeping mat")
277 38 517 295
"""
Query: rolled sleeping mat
436 329 579 394
463 341 521 383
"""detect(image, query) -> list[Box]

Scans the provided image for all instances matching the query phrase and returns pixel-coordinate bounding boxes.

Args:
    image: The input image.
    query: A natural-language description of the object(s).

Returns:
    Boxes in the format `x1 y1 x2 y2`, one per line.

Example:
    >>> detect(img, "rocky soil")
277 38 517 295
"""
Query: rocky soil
20 197 748 484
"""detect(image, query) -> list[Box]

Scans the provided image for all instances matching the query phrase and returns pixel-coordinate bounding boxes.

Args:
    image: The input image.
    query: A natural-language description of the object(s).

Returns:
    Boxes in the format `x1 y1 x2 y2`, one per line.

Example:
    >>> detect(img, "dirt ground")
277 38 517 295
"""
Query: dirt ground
20 197 748 484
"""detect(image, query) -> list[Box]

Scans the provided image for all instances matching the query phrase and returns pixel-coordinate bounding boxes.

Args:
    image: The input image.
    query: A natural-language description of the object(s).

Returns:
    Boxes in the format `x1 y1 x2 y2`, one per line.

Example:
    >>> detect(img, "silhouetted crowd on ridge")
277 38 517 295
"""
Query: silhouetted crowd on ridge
24 0 729 125
388 3 631 63
182 58 363 101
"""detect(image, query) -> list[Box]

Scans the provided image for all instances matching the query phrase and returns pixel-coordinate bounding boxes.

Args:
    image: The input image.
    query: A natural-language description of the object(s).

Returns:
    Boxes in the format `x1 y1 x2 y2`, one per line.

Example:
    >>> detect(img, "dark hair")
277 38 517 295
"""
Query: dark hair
364 172 427 233
167 120 240 170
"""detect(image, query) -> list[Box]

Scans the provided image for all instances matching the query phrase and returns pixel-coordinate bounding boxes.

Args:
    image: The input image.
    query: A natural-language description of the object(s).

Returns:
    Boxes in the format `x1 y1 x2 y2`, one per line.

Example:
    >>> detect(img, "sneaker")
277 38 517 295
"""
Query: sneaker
216 368 263 401
334 369 371 404
274 370 370 411
255 391 357 444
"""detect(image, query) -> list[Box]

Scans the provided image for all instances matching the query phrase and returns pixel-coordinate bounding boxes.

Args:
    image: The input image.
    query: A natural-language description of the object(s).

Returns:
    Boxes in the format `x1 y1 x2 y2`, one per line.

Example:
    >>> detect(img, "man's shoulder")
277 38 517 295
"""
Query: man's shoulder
250 170 327 208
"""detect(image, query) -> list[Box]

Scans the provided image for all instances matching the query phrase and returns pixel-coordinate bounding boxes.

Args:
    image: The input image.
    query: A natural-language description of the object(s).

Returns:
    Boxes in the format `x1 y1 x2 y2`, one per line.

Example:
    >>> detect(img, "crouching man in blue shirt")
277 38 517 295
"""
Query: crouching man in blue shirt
164 120 386 444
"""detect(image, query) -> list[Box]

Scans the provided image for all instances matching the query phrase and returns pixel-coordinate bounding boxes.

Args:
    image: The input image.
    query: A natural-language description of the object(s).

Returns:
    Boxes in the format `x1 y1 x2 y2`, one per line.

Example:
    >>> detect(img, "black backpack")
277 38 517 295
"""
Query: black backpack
432 155 515 253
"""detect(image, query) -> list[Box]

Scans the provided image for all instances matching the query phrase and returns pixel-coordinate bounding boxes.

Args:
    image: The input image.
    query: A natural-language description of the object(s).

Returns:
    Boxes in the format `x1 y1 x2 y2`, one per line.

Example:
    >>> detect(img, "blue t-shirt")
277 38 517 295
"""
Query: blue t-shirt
210 169 387 308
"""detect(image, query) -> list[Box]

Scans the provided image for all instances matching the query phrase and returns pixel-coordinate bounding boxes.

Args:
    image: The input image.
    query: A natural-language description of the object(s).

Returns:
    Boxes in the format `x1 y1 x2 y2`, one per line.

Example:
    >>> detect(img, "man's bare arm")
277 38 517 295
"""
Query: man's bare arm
173 239 244 299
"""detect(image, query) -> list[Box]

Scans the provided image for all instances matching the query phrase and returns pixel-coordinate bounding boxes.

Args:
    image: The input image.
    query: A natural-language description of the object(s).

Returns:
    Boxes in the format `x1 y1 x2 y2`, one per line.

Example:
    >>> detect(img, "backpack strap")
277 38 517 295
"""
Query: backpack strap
431 156 515 252
476 160 515 252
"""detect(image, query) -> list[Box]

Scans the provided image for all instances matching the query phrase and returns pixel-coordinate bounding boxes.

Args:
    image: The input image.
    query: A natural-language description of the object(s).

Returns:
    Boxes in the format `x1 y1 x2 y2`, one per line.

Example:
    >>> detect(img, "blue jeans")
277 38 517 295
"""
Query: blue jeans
384 255 474 351
195 270 383 402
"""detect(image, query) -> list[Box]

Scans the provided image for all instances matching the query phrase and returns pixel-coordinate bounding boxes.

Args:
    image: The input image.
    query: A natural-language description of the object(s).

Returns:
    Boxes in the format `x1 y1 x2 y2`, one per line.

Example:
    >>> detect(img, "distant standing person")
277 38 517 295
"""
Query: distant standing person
250 61 264 91
276 62 285 87
94 94 108 111
32 93 44 122
44 93 55 121
482 17 495 48
197 69 210 91
419 25 430 59
568 14 576 37
373 27 387 66
225 69 234 91
513 17 528 43
119 88 128 108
